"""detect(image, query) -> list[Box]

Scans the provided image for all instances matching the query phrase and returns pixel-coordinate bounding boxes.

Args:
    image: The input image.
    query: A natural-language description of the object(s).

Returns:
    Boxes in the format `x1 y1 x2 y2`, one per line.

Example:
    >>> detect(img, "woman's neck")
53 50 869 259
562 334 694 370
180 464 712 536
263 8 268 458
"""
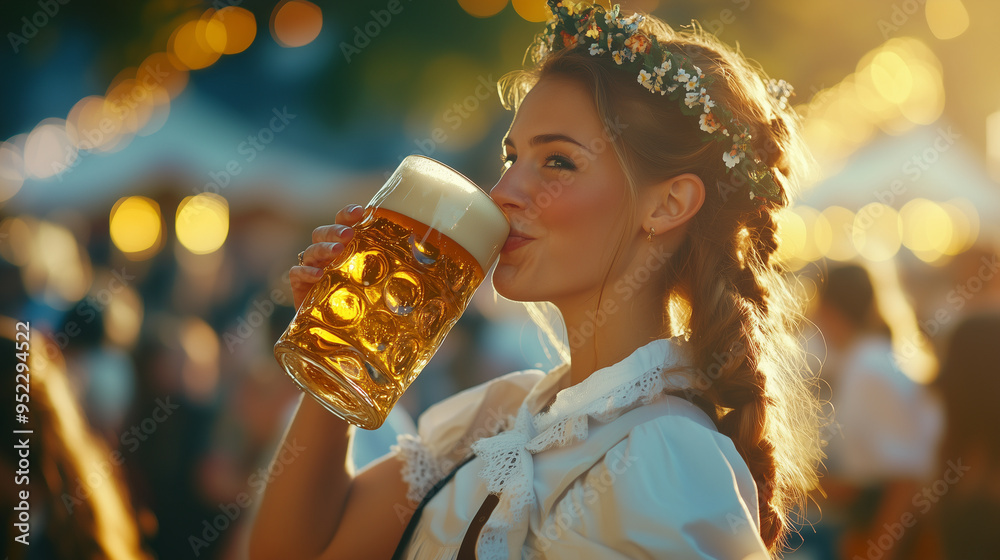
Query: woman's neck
557 287 667 387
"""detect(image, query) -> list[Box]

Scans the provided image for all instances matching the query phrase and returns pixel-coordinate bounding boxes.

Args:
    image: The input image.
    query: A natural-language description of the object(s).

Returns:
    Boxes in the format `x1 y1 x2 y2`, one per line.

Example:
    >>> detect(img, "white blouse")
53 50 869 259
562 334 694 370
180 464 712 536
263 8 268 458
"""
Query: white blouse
391 337 769 559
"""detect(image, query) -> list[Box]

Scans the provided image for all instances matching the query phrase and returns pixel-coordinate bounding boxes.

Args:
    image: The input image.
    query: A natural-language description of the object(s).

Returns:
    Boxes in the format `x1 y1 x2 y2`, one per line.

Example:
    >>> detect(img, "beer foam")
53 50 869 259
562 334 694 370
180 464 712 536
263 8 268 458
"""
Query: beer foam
370 156 510 271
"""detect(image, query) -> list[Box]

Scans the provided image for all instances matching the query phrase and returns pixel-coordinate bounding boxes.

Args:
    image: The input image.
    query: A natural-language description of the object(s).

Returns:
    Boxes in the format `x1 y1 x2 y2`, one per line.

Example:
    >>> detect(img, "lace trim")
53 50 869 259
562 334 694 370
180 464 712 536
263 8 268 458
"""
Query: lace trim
529 368 693 453
470 364 695 559
391 434 446 504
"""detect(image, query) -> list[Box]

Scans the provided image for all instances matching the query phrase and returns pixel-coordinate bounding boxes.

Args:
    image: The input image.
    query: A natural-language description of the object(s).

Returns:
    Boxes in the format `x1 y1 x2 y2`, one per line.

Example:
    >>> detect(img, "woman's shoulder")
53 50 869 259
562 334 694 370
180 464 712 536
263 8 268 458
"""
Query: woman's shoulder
613 396 753 483
531 396 769 558
625 402 754 486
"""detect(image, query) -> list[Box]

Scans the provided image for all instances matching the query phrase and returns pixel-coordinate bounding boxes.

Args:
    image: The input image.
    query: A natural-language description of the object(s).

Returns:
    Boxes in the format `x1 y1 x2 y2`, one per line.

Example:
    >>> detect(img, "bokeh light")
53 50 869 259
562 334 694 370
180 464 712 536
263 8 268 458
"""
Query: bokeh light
104 282 144 349
23 119 77 179
802 38 944 175
852 203 901 262
169 17 223 70
270 0 322 48
67 96 124 152
773 208 806 269
11 218 94 309
900 198 952 262
870 51 912 105
109 196 164 257
512 0 548 22
925 0 969 40
176 193 230 255
180 317 221 402
212 6 257 54
814 206 859 261
939 198 979 256
0 216 34 266
137 52 190 98
459 0 509 18
0 136 26 203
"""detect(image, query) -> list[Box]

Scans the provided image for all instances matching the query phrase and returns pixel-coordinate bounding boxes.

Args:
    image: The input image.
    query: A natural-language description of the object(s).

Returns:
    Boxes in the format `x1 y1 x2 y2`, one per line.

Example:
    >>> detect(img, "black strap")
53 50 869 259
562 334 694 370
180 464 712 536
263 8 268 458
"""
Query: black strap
391 454 476 560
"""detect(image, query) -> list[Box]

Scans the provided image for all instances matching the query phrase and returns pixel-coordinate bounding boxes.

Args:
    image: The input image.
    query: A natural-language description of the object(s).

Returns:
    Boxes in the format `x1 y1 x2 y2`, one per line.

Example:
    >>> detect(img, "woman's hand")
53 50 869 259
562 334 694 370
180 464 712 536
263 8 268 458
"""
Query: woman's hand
291 204 365 309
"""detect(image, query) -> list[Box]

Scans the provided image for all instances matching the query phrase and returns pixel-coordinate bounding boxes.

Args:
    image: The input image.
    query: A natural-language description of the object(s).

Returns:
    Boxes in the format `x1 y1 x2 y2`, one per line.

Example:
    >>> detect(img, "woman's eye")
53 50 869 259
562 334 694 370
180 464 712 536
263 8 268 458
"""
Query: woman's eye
544 154 577 170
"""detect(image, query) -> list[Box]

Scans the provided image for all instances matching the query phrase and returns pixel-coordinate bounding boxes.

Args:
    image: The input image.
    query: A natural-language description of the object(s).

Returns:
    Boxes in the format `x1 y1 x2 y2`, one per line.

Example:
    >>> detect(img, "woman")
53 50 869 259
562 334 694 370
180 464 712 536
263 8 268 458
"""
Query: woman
250 1 822 558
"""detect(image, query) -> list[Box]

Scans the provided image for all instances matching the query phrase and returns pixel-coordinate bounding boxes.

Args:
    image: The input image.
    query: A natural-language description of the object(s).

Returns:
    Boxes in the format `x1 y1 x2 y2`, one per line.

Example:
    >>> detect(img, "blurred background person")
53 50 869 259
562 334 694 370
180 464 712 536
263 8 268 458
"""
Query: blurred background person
806 263 942 560
929 311 1000 559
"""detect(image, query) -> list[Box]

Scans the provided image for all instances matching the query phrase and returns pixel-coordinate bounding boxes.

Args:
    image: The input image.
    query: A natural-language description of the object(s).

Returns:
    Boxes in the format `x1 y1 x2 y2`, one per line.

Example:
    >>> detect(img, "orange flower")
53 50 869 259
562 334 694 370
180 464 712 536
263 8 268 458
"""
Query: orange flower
624 33 651 54
561 31 578 48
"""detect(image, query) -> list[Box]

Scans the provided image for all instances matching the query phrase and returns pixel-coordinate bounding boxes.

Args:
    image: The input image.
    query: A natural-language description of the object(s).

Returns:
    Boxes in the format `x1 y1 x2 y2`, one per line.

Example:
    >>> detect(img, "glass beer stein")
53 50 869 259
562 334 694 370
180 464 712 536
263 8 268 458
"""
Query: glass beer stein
274 156 510 429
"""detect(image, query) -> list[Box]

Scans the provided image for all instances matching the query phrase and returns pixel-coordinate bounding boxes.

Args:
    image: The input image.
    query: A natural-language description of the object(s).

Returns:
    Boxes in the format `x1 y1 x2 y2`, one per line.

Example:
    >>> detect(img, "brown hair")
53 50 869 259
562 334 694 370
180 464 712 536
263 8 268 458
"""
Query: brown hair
500 9 823 555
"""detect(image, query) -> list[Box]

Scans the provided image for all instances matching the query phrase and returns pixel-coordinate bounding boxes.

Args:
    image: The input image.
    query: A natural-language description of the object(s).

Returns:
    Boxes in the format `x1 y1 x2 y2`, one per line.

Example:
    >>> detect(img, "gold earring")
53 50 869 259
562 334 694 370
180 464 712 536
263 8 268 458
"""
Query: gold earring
647 228 654 242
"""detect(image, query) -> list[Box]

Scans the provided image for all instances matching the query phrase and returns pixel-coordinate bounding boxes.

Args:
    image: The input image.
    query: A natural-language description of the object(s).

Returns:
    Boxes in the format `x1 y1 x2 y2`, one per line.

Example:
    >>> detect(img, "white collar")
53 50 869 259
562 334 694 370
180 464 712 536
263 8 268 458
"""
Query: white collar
469 336 696 559
531 336 691 432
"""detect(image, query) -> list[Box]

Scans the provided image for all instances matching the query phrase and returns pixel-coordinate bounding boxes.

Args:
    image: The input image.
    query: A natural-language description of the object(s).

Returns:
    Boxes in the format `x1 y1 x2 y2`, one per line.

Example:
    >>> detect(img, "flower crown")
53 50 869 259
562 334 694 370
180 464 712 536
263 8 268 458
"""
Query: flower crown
533 0 794 206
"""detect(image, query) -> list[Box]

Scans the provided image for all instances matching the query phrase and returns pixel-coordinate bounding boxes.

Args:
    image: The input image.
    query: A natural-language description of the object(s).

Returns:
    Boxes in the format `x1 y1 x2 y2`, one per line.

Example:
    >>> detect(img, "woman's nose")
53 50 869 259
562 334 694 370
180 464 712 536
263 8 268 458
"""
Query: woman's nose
489 169 526 212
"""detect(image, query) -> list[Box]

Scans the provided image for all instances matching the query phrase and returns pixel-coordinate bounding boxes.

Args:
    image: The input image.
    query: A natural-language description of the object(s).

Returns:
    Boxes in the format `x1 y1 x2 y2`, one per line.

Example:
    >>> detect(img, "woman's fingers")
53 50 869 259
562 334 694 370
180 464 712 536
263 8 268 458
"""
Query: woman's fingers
299 242 345 268
311 223 356 244
293 205 363 309
290 265 325 309
336 204 365 226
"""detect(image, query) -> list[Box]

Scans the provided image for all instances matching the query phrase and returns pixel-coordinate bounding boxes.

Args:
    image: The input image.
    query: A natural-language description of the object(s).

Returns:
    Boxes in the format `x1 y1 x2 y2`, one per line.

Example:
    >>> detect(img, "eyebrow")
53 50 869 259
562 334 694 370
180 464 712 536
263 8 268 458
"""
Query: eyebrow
502 133 593 153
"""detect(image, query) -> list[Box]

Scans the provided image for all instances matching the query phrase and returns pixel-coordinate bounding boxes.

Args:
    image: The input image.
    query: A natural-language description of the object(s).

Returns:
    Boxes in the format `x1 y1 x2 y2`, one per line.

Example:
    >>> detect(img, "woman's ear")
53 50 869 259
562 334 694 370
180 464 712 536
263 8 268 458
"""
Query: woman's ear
641 173 705 237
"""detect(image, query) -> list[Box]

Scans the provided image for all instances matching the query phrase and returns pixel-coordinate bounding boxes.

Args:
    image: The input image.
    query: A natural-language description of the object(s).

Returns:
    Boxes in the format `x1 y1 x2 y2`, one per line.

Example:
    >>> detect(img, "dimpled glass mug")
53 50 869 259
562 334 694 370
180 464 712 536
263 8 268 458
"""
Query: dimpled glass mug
274 156 510 429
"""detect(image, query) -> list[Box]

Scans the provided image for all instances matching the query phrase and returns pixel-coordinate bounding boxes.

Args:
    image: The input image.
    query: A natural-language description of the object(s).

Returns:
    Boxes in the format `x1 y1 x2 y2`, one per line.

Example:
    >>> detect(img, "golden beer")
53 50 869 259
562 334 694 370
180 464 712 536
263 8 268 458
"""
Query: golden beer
274 156 509 429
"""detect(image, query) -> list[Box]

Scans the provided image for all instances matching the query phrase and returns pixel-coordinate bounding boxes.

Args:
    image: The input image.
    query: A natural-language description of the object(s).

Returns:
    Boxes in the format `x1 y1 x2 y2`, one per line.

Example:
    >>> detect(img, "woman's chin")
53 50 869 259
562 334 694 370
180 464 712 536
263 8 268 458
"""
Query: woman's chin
490 271 531 302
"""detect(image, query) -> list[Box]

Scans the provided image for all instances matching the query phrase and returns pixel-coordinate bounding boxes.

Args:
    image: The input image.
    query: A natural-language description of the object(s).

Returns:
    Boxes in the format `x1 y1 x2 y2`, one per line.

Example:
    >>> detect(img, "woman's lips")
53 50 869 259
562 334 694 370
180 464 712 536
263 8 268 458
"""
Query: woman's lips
502 233 533 253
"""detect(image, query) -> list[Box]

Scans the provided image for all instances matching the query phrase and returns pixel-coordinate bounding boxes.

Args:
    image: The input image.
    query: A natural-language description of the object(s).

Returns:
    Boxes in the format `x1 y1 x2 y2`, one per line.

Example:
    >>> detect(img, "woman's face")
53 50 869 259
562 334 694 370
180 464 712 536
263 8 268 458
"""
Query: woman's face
490 76 636 305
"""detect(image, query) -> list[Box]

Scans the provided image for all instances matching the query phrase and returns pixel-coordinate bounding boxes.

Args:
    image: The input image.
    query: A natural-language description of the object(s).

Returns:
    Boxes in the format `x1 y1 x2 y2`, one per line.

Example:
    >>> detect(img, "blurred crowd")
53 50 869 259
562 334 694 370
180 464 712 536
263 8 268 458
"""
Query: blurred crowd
0 181 544 560
2 174 999 559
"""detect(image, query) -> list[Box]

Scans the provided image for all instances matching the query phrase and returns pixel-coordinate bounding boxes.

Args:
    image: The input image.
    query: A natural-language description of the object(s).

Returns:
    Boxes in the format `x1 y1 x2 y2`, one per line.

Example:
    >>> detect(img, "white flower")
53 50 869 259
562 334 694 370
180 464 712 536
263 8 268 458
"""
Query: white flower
612 50 624 65
684 90 701 108
684 74 699 91
697 89 715 112
699 112 721 133
589 43 605 55
723 149 742 168
621 13 643 33
674 68 690 84
654 58 671 77
638 69 655 91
